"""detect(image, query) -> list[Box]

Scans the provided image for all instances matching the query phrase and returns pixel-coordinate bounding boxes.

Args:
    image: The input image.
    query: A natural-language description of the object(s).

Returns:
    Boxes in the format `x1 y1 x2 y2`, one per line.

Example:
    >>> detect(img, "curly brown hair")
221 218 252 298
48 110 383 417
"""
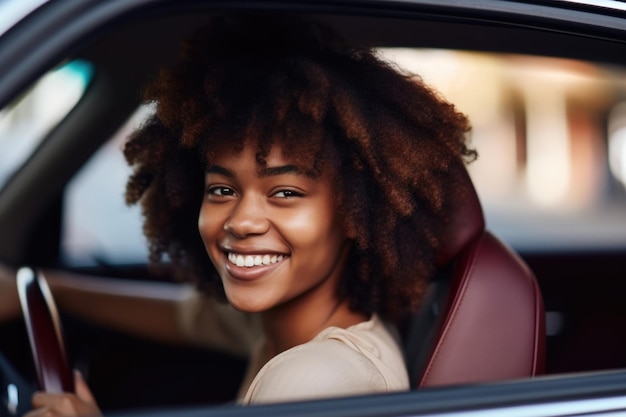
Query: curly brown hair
124 16 476 321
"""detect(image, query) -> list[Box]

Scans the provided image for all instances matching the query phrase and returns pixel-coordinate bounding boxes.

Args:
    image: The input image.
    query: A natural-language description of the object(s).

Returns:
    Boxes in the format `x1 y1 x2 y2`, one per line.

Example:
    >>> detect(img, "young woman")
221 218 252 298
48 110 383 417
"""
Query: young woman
4 15 475 416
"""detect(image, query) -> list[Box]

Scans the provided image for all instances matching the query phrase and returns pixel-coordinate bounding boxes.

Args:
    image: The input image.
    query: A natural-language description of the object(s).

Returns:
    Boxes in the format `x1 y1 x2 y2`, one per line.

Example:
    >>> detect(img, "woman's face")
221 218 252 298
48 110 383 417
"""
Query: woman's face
198 143 352 314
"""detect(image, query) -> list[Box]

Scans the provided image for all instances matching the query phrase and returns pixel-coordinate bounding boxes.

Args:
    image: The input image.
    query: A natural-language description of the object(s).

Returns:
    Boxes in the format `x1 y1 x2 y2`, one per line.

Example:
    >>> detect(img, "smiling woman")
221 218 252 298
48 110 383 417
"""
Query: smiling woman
198 145 376 402
116 15 473 407
4 12 476 416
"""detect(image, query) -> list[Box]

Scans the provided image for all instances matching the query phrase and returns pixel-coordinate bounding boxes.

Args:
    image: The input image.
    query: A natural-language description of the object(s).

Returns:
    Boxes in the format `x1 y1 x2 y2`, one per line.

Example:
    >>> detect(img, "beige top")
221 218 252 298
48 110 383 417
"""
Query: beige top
178 291 409 404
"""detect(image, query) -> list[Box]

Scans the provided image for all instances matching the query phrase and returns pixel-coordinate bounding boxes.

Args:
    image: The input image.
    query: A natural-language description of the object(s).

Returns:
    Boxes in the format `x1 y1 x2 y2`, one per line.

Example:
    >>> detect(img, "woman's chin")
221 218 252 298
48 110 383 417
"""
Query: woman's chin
225 293 271 313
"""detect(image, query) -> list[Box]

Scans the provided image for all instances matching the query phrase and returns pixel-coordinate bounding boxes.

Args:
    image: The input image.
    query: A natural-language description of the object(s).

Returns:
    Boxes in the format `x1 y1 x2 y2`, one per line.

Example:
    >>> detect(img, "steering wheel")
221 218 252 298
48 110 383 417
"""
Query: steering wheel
16 267 74 393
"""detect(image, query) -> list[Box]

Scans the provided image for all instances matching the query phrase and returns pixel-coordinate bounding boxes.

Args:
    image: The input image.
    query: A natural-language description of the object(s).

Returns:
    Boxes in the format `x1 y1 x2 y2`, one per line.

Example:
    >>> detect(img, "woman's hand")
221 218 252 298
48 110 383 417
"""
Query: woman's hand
26 371 102 417
0 262 20 321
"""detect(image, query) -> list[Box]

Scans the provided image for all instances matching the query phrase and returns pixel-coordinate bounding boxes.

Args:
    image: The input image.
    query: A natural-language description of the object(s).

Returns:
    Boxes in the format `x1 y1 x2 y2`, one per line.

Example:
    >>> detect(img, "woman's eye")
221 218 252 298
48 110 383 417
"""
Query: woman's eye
273 190 303 199
207 186 235 197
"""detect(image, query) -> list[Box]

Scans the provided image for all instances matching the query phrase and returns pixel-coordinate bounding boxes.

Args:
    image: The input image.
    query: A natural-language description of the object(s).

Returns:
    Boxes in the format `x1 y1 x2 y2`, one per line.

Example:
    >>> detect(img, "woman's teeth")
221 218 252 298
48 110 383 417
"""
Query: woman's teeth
228 253 285 268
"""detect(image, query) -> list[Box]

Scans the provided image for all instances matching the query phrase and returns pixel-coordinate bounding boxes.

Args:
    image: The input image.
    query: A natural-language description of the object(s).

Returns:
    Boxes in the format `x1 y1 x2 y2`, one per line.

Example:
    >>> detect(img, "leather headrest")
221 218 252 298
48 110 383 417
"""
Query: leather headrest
434 161 485 267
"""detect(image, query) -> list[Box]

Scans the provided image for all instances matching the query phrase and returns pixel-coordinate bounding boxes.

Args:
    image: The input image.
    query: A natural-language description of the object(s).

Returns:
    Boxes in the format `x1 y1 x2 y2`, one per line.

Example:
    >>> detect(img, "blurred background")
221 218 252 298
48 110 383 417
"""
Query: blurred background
380 48 626 251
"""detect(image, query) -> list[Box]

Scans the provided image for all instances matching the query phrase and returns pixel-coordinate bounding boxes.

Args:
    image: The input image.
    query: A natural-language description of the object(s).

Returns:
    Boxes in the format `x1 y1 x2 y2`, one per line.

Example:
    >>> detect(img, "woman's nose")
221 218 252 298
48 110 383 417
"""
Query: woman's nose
223 195 269 238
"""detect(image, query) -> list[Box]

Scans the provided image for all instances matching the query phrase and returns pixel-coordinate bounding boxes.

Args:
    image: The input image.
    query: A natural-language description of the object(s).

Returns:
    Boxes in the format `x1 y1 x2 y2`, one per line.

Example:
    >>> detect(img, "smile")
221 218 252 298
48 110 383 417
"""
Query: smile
227 252 286 268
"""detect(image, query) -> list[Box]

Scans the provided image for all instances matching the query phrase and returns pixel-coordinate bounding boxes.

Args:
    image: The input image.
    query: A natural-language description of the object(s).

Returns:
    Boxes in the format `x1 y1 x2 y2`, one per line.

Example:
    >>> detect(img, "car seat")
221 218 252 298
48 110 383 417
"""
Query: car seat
403 161 546 388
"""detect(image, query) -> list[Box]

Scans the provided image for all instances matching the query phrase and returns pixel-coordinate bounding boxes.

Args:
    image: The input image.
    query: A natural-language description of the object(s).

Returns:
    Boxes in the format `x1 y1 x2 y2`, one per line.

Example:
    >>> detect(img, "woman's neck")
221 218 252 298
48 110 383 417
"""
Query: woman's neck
261 291 368 357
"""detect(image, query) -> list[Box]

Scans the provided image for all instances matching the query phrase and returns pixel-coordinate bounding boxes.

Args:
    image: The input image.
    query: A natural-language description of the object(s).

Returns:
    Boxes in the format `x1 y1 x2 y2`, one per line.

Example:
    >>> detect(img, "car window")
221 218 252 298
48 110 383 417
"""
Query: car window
377 48 626 251
2 4 624 415
0 60 93 190
61 105 153 267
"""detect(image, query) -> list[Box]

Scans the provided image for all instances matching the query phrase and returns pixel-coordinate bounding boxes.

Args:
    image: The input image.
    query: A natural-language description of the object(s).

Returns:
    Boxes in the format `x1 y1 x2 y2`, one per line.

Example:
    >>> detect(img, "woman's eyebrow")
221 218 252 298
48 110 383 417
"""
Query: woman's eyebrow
206 165 234 177
259 165 309 177
206 164 311 178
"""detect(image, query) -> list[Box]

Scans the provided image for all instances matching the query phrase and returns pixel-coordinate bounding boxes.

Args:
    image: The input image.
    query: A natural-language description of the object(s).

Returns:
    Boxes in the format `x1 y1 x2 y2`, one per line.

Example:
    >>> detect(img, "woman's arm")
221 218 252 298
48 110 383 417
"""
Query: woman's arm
1 262 259 352
43 269 194 345
0 262 192 345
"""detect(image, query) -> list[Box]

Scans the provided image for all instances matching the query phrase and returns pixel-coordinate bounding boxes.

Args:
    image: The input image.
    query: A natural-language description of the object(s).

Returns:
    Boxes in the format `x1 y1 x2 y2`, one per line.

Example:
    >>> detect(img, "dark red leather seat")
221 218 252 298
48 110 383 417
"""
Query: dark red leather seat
403 162 545 388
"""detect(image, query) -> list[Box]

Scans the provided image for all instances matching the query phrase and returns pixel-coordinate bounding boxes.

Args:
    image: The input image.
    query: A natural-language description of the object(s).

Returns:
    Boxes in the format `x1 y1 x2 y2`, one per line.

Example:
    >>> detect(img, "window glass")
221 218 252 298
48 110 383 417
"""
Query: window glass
377 48 626 251
61 105 154 267
0 60 93 190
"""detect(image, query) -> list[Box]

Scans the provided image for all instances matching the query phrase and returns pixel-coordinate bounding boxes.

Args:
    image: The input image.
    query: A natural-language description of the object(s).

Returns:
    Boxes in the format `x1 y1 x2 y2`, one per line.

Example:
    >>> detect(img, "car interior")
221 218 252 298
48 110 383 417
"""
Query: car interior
403 161 544 388
0 1 625 415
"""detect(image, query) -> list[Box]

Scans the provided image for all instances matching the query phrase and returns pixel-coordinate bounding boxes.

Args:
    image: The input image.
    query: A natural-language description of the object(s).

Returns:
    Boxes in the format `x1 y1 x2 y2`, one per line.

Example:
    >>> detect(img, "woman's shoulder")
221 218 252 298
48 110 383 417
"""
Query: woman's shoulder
242 315 409 404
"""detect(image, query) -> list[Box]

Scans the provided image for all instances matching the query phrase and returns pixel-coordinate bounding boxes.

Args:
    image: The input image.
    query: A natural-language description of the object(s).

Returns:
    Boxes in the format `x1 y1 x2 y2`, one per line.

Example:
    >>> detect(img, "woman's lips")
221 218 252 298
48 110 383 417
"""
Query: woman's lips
223 251 288 281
